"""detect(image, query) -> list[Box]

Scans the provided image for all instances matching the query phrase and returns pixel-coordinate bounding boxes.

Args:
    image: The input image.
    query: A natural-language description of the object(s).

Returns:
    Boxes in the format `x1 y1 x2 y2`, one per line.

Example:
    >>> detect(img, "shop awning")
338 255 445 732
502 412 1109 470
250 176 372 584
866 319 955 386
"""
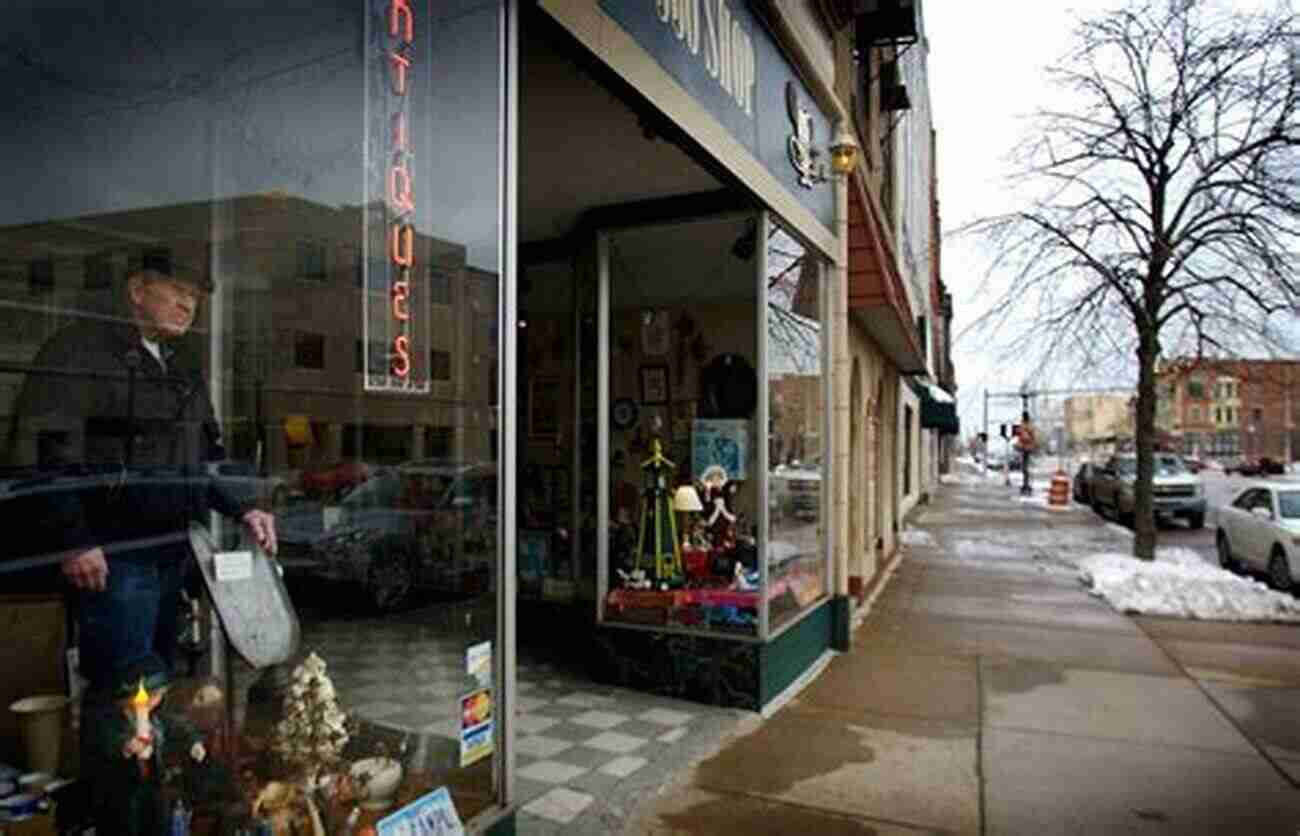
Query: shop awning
908 378 960 435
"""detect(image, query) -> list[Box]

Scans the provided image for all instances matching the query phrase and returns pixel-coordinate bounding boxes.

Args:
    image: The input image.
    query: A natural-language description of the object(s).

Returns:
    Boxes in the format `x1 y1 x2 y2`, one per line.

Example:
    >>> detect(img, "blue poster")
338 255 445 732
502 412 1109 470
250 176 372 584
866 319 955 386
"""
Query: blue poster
376 786 464 836
692 419 749 480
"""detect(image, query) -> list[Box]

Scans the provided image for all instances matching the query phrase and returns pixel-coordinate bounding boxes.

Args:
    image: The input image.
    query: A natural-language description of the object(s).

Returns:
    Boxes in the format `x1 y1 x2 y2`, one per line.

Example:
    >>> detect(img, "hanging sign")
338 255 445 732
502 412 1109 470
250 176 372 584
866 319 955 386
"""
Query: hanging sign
365 0 431 393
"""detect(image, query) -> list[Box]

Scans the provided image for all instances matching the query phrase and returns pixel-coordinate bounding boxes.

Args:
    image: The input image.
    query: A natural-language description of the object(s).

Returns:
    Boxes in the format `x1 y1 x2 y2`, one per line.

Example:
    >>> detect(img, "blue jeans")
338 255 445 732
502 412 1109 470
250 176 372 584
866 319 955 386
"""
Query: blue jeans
76 544 188 699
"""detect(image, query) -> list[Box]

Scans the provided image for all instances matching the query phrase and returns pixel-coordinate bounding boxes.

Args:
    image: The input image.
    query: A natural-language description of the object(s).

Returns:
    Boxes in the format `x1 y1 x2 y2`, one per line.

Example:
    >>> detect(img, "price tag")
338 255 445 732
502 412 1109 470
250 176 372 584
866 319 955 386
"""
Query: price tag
214 550 254 582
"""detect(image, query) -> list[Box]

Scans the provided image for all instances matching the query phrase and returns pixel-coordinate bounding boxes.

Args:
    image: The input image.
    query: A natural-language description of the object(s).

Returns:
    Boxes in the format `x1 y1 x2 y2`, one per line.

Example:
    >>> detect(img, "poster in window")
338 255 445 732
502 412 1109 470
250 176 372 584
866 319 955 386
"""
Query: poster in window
692 419 749 480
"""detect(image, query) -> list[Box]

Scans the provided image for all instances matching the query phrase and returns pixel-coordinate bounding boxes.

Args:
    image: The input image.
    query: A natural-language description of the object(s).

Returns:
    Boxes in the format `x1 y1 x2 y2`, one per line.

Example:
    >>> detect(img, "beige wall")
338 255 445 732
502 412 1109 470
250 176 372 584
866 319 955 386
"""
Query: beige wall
846 320 895 592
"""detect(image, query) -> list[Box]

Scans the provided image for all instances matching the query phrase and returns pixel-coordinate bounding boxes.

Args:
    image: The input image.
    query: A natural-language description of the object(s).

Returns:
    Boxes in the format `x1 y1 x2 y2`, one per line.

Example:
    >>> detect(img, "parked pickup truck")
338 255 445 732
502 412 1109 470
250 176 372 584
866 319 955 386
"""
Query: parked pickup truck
1090 453 1206 529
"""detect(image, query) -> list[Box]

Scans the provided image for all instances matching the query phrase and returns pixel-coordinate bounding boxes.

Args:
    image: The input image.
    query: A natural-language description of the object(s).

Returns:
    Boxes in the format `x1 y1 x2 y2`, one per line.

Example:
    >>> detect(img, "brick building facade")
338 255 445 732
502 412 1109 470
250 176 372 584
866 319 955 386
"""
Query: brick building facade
1155 358 1300 462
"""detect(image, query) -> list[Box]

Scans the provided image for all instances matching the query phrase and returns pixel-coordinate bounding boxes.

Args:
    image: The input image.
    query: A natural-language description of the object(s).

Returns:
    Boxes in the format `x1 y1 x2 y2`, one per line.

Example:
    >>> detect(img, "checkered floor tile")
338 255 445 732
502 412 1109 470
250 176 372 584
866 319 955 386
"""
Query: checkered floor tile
290 613 744 834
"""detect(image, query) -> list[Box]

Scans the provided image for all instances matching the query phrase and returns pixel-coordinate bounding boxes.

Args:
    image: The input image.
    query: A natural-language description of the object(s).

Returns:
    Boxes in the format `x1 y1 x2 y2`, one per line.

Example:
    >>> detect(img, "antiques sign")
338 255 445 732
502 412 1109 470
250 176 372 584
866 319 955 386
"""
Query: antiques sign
365 0 432 393
596 0 834 228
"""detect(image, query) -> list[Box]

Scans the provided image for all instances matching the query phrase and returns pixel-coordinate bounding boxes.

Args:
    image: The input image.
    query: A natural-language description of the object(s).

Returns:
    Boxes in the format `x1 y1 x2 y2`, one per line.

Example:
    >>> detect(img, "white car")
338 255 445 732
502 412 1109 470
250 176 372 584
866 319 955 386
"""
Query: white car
1214 481 1300 591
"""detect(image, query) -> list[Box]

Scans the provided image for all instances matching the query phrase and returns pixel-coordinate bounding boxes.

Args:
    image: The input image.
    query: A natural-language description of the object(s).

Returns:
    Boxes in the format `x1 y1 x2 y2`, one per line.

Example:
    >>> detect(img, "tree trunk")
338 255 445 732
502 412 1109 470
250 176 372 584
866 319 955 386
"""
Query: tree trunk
1133 329 1158 561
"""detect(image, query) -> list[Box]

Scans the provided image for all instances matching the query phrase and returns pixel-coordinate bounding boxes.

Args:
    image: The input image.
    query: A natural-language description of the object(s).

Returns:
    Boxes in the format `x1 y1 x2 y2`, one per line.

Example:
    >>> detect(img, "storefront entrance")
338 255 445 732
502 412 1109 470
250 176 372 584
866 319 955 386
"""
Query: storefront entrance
514 9 833 709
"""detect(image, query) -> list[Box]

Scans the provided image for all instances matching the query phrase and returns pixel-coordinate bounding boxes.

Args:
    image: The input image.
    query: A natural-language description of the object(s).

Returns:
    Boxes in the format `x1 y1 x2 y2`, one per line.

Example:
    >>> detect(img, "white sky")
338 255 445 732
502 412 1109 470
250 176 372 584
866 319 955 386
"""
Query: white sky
926 0 1296 441
927 2 1118 439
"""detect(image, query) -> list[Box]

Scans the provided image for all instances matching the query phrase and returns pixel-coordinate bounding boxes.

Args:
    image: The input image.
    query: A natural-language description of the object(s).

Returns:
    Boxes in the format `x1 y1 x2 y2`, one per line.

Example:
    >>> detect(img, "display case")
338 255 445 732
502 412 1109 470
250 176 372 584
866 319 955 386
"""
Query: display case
592 213 832 708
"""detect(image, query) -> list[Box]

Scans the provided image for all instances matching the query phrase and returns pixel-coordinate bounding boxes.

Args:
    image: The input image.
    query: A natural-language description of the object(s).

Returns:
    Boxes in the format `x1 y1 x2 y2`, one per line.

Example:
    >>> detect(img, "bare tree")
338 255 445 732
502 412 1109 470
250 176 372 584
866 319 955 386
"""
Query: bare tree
964 0 1299 559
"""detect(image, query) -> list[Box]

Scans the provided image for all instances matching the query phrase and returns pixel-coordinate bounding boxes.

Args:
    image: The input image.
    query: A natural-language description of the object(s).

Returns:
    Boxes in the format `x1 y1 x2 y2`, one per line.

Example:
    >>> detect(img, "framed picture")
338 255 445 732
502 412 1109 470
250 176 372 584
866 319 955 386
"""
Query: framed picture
529 376 562 437
639 363 670 406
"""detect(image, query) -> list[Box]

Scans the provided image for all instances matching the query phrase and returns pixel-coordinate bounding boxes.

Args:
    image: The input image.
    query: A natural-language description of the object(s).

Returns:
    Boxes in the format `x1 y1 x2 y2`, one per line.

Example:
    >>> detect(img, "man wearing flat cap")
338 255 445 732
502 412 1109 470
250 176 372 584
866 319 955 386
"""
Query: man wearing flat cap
12 245 275 822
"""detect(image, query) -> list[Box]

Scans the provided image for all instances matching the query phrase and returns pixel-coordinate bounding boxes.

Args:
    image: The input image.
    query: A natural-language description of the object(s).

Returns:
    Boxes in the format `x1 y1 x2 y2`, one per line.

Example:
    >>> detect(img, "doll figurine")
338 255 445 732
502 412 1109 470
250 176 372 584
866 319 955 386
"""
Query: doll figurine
700 465 738 554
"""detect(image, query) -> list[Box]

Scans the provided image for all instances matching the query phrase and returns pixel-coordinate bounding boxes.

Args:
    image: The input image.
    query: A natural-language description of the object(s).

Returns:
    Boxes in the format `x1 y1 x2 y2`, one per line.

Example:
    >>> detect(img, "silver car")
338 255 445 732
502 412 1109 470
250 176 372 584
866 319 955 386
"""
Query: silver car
1215 482 1300 591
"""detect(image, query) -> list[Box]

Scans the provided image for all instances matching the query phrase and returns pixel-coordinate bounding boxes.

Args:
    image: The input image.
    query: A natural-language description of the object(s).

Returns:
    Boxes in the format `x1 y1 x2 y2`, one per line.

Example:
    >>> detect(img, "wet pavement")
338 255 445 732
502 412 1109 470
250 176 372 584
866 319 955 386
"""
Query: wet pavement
624 467 1300 835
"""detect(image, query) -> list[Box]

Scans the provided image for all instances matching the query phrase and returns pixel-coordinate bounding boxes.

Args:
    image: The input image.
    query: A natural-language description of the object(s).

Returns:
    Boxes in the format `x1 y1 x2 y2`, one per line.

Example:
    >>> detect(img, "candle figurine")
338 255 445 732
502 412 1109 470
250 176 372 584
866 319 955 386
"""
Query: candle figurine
89 655 209 835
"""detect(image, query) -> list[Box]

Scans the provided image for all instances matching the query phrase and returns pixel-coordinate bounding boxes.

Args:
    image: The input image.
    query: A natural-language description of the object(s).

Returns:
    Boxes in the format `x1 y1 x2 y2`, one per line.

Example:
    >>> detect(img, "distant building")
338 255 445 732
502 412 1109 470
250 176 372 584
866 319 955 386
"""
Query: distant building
1063 393 1133 448
1155 358 1300 461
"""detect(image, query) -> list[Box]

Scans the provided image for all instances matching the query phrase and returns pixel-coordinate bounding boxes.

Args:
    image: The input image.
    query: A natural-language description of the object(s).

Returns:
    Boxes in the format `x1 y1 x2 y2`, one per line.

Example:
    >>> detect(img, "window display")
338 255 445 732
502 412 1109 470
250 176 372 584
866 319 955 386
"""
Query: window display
600 215 828 639
0 1 508 833
602 216 766 636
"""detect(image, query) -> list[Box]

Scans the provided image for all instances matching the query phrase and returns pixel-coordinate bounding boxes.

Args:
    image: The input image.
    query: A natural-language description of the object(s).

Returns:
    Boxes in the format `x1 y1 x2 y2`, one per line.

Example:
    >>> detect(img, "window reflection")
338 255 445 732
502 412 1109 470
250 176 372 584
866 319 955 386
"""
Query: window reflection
766 223 828 631
1 0 504 830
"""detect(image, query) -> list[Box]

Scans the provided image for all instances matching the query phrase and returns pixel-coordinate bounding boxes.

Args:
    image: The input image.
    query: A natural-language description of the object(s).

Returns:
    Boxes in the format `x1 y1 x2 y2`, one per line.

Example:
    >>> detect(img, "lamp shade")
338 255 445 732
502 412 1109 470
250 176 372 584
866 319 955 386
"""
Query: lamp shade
673 484 703 512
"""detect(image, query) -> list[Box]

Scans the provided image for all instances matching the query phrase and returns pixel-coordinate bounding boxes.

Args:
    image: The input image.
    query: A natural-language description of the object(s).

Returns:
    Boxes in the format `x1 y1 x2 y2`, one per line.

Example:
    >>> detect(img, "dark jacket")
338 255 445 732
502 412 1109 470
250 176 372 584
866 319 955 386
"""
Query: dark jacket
11 319 248 561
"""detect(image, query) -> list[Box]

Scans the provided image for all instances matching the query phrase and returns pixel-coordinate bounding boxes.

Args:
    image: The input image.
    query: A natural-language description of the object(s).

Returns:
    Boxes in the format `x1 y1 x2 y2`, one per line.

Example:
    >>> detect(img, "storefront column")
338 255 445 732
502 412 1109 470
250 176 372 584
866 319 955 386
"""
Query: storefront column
830 122 852 652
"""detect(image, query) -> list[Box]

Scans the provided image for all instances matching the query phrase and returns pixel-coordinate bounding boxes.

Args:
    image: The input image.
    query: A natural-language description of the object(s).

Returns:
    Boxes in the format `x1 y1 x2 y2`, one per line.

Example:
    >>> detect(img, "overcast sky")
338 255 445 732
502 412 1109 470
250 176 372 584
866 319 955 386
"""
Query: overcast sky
928 2 1118 438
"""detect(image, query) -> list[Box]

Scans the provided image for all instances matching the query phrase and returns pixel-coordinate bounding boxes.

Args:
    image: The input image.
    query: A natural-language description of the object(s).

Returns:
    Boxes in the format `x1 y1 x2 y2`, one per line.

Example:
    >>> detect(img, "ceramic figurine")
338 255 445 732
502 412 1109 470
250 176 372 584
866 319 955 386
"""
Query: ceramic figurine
700 465 738 553
87 655 206 836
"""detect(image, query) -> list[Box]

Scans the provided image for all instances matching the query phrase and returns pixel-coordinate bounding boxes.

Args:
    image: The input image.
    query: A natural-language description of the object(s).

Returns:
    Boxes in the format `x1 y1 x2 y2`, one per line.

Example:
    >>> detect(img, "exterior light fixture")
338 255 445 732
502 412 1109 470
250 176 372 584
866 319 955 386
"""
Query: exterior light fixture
828 121 858 176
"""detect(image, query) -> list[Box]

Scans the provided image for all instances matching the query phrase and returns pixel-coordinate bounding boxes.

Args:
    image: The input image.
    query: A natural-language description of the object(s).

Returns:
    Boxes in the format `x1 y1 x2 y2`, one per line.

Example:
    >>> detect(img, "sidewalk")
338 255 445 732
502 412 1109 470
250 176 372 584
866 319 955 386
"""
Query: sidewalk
623 471 1300 834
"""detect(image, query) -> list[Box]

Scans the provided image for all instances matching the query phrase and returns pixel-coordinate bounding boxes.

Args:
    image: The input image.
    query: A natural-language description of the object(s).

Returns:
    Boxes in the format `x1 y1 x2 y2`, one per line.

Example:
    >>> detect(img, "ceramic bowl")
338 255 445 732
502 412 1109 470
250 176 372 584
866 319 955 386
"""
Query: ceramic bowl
349 757 402 811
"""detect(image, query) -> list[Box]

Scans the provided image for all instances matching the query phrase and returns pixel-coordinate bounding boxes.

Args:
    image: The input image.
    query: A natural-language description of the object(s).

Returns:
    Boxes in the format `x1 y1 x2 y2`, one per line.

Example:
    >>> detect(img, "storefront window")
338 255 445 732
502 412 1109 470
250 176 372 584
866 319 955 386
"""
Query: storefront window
601 215 762 636
764 222 828 632
2 1 508 832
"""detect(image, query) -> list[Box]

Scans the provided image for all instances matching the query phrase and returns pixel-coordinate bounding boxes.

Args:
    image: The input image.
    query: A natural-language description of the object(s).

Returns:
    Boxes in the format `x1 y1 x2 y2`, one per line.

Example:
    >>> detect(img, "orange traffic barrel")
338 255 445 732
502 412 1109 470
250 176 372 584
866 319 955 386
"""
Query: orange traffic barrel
1048 471 1070 509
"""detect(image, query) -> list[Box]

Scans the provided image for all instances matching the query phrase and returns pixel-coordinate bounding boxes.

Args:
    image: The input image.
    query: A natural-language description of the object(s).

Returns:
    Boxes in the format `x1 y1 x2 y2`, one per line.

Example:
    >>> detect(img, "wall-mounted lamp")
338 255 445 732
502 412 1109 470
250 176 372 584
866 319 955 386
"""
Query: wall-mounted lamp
828 121 859 176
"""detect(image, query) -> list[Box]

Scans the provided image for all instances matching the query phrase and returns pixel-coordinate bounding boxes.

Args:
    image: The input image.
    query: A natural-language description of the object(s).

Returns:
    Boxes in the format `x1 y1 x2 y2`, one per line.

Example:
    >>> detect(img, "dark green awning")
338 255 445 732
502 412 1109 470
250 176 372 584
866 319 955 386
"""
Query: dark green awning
908 378 960 435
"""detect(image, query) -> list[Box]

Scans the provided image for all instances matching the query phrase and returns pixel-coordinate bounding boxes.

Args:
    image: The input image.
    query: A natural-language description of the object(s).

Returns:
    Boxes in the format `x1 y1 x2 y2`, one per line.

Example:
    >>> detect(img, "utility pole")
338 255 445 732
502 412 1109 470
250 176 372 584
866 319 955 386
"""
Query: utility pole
983 388 989 475
1019 390 1032 496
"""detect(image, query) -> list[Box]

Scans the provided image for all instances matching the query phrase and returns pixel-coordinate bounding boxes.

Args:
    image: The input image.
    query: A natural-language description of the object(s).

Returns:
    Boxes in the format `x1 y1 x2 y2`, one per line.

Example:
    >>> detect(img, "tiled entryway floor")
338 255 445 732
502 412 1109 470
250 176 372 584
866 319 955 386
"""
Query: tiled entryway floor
294 611 748 835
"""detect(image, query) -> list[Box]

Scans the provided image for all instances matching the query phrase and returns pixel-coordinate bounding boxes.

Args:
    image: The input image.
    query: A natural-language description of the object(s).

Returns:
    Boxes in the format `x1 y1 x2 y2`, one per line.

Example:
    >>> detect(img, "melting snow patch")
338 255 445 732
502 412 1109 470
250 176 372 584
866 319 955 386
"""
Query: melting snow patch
900 528 935 546
1077 548 1300 622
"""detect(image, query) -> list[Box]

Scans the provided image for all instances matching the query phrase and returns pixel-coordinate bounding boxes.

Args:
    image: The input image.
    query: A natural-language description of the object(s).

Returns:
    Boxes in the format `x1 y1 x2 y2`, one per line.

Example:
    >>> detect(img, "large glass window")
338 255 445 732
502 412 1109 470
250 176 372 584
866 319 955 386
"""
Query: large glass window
601 215 763 636
596 214 829 639
766 222 829 632
1 1 507 831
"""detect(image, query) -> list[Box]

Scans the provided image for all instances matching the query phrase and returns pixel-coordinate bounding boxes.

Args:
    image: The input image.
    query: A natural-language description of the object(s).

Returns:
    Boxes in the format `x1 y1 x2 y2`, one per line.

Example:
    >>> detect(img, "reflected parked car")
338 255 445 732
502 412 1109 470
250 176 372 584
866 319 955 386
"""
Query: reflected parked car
770 460 821 522
300 459 374 500
279 460 497 610
1214 482 1300 591
207 460 290 510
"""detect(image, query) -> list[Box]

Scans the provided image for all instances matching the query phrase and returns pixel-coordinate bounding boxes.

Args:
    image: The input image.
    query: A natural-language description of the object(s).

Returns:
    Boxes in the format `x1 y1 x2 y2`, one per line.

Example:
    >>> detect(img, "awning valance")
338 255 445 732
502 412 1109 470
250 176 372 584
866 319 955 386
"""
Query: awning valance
907 378 960 435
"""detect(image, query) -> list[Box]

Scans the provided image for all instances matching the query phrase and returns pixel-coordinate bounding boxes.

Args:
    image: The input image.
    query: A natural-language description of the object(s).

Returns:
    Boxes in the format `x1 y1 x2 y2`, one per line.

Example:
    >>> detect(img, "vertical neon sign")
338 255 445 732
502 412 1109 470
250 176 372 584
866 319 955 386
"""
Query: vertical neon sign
364 0 429 393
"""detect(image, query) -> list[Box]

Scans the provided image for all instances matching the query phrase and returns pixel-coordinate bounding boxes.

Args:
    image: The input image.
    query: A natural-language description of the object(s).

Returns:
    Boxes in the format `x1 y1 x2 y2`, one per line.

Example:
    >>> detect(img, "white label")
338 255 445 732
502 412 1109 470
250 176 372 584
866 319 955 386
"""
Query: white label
214 550 254 582
323 506 343 531
466 641 491 687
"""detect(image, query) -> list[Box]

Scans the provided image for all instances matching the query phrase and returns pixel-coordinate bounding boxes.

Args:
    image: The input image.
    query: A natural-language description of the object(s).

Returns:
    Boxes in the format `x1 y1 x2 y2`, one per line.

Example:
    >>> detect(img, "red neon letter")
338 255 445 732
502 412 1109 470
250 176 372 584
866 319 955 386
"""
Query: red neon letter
392 279 411 321
392 335 411 378
389 51 411 95
391 111 408 152
389 160 414 214
389 0 414 44
389 224 413 267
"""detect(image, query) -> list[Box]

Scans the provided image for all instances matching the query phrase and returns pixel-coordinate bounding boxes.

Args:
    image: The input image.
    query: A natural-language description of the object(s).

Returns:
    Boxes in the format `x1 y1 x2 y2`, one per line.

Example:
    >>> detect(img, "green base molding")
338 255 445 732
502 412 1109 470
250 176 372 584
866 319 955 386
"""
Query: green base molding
592 601 831 711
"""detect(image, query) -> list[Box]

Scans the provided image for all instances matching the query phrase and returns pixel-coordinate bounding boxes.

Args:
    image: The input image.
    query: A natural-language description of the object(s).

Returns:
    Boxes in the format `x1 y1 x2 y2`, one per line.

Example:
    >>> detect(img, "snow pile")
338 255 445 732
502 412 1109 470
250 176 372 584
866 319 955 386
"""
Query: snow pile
1076 547 1300 622
900 528 935 546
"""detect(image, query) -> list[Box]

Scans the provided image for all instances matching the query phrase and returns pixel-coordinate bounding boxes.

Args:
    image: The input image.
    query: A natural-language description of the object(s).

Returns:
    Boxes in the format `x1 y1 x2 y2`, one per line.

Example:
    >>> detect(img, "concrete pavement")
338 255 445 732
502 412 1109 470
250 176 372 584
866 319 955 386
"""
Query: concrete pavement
623 471 1300 834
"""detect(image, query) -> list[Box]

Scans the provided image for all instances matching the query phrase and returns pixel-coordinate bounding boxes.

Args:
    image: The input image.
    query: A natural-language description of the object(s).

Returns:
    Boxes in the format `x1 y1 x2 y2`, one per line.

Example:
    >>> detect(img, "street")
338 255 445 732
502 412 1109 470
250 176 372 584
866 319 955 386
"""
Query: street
1070 468 1300 573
